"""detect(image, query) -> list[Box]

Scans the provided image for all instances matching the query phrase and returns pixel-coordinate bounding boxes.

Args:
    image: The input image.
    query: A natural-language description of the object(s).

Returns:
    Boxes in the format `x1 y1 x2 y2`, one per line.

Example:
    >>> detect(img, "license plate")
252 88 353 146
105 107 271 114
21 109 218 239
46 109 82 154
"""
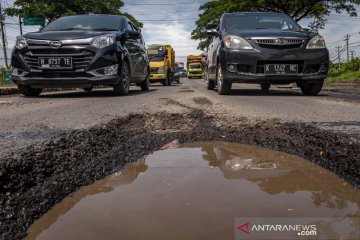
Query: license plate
264 64 298 75
39 57 72 69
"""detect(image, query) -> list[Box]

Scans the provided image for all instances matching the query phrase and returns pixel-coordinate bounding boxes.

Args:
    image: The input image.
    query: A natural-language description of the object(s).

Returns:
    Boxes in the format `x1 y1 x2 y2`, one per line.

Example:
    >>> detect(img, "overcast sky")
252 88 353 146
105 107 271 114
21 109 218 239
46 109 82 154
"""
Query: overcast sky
1 0 360 64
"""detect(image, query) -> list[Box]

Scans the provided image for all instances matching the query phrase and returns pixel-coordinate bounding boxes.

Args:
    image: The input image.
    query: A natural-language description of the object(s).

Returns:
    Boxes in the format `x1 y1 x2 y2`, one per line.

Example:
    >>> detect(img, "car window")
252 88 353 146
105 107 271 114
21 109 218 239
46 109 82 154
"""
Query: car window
224 14 300 31
127 22 134 31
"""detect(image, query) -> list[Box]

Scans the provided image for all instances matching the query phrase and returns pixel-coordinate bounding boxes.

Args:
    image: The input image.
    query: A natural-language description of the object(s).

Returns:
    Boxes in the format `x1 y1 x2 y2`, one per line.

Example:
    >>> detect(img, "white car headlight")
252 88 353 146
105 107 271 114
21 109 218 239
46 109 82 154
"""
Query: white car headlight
158 66 165 74
16 36 27 49
91 34 116 48
306 35 326 49
224 35 253 50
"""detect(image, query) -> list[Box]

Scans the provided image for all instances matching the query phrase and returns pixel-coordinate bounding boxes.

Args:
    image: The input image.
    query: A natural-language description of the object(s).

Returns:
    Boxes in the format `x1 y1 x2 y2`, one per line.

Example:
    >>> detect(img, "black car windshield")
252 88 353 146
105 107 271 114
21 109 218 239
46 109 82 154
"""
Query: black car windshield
224 13 301 31
147 46 165 62
42 15 124 32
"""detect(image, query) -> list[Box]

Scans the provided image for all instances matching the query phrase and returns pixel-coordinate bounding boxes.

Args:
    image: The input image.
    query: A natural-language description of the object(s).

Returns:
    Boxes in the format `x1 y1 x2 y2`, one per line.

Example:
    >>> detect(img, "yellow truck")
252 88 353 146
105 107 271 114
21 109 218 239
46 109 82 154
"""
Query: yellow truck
147 44 175 86
187 55 203 79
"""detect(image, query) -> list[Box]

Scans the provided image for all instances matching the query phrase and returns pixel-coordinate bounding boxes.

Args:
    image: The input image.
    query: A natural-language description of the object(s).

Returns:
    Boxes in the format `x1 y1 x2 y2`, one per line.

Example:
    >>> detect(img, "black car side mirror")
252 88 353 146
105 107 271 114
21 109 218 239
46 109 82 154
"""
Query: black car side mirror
207 29 220 37
127 30 141 39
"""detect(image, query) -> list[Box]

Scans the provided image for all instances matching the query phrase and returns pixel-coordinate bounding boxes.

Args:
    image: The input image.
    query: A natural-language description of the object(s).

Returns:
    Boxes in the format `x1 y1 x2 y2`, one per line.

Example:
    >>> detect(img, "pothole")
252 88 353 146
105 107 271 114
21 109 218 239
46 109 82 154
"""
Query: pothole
27 142 360 240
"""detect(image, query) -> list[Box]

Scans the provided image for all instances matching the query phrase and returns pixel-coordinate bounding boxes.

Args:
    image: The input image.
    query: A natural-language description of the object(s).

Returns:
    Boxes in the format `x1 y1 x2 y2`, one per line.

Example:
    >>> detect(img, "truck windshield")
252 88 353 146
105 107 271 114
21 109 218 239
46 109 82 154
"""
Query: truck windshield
190 64 201 69
42 15 124 32
224 13 300 31
147 46 165 62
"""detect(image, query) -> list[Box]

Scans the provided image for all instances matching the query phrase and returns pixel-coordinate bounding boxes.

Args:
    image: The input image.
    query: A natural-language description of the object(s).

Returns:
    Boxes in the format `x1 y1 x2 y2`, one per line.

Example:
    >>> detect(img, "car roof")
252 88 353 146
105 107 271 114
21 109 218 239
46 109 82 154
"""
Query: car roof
223 12 288 16
58 14 127 21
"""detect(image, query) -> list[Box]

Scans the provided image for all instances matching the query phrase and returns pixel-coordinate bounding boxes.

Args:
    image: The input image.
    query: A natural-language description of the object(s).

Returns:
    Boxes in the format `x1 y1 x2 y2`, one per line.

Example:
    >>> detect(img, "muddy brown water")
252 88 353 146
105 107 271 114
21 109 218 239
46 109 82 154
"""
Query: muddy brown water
26 142 360 240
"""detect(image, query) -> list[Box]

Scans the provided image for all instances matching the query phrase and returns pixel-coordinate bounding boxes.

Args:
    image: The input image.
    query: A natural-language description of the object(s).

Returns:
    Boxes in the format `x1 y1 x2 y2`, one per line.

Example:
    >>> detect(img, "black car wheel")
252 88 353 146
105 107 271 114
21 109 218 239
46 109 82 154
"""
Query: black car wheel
168 73 172 86
217 64 231 95
299 79 324 96
205 70 215 90
113 61 130 96
140 75 150 91
260 83 271 92
18 85 42 97
83 86 93 92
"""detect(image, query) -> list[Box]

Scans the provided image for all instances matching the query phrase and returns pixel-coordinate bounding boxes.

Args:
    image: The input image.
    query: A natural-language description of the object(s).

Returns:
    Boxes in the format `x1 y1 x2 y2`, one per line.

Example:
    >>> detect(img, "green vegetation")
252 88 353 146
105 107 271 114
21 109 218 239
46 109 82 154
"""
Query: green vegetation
5 0 143 28
327 58 360 82
192 0 360 50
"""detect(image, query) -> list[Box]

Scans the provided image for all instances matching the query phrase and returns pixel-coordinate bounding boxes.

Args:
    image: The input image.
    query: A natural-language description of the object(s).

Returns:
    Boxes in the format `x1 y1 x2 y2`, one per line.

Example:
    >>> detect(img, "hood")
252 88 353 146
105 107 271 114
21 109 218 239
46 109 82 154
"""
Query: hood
24 31 119 40
226 29 315 40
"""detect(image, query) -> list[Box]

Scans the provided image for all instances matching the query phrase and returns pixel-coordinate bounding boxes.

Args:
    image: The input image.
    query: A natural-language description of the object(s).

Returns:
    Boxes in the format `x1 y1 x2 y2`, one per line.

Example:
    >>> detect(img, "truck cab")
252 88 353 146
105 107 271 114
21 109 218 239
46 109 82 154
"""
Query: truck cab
187 55 203 79
147 44 175 86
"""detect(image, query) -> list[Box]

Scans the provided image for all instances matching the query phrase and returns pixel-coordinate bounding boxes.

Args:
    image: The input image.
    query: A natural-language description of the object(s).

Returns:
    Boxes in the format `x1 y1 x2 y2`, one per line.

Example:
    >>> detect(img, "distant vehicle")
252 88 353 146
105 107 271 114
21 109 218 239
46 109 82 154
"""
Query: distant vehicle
206 12 329 95
179 69 187 77
147 44 175 86
10 14 149 97
172 71 180 84
176 62 185 70
187 55 203 79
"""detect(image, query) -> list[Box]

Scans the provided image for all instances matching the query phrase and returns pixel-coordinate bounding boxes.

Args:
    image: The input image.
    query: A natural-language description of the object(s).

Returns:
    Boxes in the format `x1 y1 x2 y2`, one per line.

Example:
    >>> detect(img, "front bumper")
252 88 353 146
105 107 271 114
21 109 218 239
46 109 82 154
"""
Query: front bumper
149 73 166 81
188 72 202 77
219 48 329 84
11 74 120 88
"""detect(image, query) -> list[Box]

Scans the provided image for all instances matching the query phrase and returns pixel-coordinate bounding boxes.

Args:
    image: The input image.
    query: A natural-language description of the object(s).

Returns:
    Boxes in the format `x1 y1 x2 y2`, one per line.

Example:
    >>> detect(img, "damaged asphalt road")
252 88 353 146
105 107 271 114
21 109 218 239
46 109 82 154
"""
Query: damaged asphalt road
0 80 360 239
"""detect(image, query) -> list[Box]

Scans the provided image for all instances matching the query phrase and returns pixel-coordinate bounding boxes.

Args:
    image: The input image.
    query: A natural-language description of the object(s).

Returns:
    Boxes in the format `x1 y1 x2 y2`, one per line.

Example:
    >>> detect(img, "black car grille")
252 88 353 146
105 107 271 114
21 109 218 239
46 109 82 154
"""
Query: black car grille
150 67 159 74
255 39 305 49
257 61 304 74
23 49 94 71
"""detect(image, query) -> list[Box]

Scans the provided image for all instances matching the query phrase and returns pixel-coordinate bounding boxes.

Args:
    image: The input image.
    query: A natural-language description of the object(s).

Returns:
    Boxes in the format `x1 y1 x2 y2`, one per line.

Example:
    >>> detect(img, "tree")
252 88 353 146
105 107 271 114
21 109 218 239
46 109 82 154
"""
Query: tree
5 0 142 28
191 0 360 50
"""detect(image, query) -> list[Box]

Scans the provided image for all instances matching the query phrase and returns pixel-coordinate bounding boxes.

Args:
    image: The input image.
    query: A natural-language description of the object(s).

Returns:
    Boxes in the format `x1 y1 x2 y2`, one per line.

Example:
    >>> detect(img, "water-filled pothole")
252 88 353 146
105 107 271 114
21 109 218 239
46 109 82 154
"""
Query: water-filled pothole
27 142 360 240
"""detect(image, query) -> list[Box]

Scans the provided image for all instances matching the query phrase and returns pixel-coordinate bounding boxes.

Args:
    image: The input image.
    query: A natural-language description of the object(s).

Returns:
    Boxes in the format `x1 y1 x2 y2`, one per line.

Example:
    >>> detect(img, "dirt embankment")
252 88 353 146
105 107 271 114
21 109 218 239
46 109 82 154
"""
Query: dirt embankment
1 107 359 239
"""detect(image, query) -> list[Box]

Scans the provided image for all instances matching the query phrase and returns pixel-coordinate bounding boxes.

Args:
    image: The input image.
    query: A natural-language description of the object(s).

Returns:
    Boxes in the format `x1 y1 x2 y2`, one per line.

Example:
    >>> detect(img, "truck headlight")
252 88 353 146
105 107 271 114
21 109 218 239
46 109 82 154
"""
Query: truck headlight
91 34 116 48
306 35 326 49
224 35 253 50
158 66 165 74
15 36 27 49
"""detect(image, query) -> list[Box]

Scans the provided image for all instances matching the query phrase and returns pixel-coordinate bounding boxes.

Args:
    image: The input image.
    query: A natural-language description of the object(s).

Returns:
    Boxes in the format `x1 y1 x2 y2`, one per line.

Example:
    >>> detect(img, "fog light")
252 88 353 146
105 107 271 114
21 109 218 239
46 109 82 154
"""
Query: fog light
11 68 28 77
228 64 236 72
104 64 118 76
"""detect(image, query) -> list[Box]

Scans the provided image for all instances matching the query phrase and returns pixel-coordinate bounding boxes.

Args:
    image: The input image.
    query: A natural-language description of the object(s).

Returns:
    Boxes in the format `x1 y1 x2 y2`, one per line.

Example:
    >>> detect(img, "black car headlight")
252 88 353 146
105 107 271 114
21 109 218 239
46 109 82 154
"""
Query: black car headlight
91 34 116 48
15 36 27 49
306 35 326 49
224 35 253 50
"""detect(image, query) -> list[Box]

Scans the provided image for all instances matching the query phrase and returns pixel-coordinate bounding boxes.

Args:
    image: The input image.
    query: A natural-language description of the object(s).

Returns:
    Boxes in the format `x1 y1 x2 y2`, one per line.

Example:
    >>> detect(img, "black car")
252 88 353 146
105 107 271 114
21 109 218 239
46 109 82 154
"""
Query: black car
10 15 149 96
205 12 329 95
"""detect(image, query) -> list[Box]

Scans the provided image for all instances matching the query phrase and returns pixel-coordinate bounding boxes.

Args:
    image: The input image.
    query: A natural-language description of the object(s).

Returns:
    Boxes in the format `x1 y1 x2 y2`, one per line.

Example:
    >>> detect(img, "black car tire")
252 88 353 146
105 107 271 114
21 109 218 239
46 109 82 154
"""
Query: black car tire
299 79 324 96
260 83 271 92
205 70 215 90
216 64 231 95
140 75 150 91
83 86 93 92
113 61 130 96
168 72 172 86
18 85 42 97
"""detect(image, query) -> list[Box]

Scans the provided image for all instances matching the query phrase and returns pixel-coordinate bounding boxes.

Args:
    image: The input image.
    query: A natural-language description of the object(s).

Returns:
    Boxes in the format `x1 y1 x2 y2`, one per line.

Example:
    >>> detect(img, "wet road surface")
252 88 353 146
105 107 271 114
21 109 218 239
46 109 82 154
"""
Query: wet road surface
27 142 360 240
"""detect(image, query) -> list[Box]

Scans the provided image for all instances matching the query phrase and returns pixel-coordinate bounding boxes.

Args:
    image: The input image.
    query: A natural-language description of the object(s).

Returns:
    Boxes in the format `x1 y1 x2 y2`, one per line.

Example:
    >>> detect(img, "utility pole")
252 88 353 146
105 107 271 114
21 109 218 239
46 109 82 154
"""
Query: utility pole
336 45 341 66
0 2 9 69
349 51 356 61
345 34 350 63
19 15 23 35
